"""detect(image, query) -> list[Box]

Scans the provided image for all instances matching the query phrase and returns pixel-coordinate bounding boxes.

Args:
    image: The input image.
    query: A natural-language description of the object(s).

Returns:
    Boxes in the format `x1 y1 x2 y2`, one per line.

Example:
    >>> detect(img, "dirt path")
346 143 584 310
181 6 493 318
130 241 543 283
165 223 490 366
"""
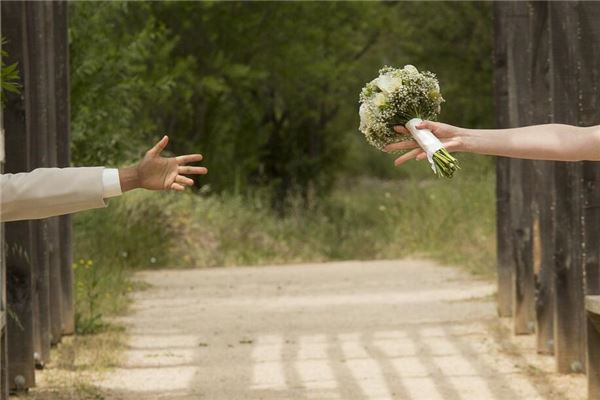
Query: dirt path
96 260 584 400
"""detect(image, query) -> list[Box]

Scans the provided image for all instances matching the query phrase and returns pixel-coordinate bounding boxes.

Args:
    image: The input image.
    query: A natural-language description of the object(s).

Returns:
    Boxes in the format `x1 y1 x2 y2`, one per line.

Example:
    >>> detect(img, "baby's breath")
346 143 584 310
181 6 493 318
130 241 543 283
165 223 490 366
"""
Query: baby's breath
358 65 444 151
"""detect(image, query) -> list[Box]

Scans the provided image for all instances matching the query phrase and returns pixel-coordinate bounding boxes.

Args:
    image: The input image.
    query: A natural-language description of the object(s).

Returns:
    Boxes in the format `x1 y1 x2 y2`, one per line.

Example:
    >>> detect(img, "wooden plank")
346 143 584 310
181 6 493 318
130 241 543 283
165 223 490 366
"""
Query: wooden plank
579 2 600 395
0 61 6 400
0 5 7 397
548 0 587 375
43 1 64 346
532 158 555 354
528 1 555 355
25 1 52 366
579 2 600 297
506 1 535 335
0 330 5 400
492 1 513 318
587 297 600 316
53 1 75 336
2 0 36 391
588 311 600 399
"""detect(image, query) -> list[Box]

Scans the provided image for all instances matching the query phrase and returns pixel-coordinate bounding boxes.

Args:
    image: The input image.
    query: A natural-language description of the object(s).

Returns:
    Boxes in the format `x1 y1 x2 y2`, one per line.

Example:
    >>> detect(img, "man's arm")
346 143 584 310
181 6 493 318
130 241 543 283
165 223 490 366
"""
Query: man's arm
1 167 108 222
0 136 207 222
385 122 600 165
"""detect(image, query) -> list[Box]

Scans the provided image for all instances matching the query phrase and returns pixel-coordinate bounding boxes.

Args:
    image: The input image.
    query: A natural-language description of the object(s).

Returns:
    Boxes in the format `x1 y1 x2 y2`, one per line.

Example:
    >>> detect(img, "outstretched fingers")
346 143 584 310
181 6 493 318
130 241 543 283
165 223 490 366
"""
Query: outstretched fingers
393 148 424 166
148 135 169 157
176 154 203 165
175 175 195 187
393 126 411 135
178 165 208 175
385 140 418 152
171 182 186 191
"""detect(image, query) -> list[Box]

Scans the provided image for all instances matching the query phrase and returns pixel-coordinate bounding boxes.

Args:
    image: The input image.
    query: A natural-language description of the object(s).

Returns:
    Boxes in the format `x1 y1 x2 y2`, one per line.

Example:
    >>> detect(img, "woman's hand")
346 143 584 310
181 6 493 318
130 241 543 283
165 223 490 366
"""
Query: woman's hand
119 136 208 192
384 121 467 166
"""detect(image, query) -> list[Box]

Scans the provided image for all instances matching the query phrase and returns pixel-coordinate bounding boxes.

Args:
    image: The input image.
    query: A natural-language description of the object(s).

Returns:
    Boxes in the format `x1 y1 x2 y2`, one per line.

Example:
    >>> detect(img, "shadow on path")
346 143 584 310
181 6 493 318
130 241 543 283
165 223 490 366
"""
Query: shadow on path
96 260 582 400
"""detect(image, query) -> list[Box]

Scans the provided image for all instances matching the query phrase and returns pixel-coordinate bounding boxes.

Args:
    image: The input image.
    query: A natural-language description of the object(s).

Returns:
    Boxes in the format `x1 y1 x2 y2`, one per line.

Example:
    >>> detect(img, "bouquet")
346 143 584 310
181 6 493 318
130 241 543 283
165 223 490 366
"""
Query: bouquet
358 65 459 178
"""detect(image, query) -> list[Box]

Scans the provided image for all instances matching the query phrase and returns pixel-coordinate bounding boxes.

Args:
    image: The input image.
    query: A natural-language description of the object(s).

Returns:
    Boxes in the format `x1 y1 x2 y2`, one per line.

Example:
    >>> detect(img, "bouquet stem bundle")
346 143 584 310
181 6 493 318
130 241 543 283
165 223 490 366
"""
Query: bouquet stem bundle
432 148 459 178
405 117 459 178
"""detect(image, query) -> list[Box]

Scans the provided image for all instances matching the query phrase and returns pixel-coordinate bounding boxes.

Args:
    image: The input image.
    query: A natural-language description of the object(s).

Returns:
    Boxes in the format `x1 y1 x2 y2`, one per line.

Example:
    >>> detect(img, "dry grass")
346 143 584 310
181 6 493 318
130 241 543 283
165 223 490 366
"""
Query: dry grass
13 326 127 400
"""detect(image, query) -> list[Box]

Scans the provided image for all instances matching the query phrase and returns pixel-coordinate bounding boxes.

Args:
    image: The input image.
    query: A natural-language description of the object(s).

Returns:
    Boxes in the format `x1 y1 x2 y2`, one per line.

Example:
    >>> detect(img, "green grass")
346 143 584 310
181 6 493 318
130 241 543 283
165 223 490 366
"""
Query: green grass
72 155 496 334
180 158 496 275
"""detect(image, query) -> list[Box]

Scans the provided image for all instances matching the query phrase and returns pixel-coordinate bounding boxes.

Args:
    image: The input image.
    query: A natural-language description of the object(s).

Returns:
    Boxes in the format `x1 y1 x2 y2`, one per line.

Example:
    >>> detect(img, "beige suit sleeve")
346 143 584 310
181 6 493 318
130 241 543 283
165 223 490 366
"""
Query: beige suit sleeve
0 167 109 222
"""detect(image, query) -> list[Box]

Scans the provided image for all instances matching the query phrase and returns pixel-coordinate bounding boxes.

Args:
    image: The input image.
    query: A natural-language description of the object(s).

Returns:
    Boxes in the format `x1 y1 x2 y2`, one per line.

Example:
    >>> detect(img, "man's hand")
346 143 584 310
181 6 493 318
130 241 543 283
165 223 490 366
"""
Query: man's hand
119 136 207 192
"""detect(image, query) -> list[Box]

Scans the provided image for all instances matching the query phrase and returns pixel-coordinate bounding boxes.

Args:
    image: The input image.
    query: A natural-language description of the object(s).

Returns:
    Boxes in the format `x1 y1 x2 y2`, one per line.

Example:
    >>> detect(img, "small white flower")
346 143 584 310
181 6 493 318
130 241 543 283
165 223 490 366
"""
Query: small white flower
121 251 128 258
359 103 374 132
375 73 402 94
404 65 418 74
373 92 387 107
150 257 157 264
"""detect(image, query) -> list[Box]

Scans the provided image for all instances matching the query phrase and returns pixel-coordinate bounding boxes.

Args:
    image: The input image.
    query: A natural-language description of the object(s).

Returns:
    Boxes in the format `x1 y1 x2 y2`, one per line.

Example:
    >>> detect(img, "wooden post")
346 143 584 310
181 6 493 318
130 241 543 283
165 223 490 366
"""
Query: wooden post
492 2 513 318
549 1 587 374
528 1 555 355
53 1 75 336
587 307 600 399
578 2 600 295
1 1 37 391
506 1 535 335
578 1 600 394
533 157 555 354
42 1 64 346
25 1 52 365
0 47 6 400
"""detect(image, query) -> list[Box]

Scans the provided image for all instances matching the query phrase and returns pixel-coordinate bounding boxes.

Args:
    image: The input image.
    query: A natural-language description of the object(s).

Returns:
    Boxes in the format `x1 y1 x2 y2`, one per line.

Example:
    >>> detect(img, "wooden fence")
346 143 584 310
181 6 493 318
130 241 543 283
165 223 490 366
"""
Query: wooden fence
0 1 73 397
494 0 600 397
0 0 599 398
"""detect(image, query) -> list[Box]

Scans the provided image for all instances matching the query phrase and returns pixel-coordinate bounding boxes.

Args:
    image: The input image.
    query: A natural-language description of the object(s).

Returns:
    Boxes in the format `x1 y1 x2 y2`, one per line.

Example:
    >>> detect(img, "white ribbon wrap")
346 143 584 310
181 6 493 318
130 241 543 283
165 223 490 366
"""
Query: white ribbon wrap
405 118 444 173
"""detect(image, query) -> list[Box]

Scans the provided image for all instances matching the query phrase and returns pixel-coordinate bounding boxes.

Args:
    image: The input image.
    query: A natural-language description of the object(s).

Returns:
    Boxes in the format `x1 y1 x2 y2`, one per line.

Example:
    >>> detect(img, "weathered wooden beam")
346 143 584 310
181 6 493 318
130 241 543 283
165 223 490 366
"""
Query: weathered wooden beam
53 1 75 336
42 1 64 346
578 2 600 396
25 1 52 366
492 1 513 318
586 297 600 398
0 66 7 400
506 1 535 335
548 0 587 375
1 0 36 391
527 1 555 355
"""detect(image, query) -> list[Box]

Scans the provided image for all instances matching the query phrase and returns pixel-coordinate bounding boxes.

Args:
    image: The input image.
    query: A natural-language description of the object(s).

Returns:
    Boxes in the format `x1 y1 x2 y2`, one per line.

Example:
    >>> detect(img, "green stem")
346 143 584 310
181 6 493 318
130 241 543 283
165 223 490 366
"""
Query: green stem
432 148 460 178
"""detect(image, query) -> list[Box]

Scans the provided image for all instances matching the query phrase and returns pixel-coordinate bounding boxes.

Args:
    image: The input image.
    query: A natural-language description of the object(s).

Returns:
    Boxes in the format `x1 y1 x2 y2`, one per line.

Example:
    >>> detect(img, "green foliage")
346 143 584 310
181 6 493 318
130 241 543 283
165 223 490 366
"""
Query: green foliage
0 37 22 108
70 2 494 197
74 175 495 277
73 191 177 333
69 3 498 326
69 2 194 166
74 258 105 334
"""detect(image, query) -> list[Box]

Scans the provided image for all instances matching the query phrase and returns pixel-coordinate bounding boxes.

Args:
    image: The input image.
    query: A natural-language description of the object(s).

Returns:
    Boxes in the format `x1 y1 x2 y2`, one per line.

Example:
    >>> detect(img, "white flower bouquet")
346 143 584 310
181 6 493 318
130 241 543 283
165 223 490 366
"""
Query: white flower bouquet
359 65 459 178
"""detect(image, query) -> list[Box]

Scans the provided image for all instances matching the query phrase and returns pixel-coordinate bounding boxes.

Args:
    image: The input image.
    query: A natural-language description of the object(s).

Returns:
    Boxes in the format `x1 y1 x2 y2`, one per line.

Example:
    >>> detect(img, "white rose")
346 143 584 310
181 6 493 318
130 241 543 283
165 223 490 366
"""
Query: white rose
359 103 374 131
404 64 418 74
373 92 387 107
375 73 402 94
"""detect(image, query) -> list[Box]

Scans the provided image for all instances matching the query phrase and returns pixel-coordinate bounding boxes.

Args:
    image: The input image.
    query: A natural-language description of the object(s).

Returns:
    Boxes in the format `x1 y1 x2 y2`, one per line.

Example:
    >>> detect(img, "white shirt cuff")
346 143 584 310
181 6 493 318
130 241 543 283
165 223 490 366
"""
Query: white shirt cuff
102 168 123 198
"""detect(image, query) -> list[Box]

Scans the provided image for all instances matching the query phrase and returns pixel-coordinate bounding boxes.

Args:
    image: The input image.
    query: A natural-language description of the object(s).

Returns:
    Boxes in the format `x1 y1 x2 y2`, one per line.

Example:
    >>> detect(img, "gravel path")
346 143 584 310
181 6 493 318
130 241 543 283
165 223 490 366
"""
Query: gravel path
97 259 584 400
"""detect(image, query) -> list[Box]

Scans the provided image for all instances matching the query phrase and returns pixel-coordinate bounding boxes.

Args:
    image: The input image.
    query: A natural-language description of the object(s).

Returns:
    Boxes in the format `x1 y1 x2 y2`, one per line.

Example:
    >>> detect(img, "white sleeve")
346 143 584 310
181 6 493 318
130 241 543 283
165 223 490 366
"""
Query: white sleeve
102 168 122 198
1 167 108 222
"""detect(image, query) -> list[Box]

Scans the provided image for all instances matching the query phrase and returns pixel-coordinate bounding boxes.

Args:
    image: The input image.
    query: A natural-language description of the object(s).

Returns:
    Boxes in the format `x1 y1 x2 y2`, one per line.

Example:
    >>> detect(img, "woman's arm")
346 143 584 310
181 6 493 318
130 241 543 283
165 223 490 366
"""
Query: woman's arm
385 122 600 166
